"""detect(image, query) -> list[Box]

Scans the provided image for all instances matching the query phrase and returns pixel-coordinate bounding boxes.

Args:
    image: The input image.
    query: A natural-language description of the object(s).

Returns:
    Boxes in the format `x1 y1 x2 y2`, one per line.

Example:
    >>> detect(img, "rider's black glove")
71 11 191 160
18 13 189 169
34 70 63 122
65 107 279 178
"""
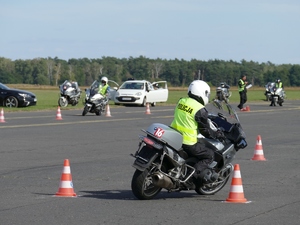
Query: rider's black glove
215 129 226 140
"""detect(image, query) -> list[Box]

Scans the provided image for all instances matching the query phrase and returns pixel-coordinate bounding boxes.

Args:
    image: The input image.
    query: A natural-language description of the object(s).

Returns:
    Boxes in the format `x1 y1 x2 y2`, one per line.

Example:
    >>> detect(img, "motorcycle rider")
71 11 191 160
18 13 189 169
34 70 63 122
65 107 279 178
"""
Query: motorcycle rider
270 78 283 106
170 80 224 184
275 78 283 89
98 76 110 98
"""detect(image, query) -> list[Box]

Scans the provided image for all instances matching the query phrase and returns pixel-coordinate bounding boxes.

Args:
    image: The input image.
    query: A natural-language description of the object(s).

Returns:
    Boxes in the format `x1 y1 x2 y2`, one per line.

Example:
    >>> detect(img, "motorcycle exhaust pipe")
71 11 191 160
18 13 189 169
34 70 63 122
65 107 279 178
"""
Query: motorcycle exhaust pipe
152 172 174 189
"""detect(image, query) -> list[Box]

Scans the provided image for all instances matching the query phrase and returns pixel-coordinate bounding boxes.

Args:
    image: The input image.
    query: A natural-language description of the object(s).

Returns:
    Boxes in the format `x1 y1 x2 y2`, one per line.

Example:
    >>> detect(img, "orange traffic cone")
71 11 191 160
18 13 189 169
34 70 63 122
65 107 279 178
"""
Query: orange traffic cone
55 159 77 197
145 103 151 115
240 106 250 112
251 135 266 161
56 106 62 120
105 104 112 117
0 108 6 123
225 164 250 203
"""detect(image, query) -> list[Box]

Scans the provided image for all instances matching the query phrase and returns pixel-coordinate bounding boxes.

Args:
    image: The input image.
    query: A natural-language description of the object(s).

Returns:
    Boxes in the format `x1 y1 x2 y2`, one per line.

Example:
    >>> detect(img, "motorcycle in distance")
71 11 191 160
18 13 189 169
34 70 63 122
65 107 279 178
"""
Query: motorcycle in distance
268 82 286 106
82 80 108 116
215 82 231 103
131 100 248 200
58 80 81 107
264 82 274 101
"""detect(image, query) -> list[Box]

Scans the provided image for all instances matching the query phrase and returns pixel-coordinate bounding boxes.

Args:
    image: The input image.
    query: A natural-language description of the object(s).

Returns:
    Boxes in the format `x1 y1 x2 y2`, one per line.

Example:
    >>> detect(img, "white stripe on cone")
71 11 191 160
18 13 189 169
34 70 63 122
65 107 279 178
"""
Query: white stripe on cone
233 170 241 178
229 185 244 193
62 166 71 174
255 150 264 155
59 181 74 188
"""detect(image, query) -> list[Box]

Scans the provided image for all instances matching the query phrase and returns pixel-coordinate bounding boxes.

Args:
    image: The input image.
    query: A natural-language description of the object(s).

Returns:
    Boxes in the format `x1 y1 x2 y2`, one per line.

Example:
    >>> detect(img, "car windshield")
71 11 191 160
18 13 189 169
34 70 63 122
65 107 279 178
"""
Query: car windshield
120 82 144 90
0 83 10 90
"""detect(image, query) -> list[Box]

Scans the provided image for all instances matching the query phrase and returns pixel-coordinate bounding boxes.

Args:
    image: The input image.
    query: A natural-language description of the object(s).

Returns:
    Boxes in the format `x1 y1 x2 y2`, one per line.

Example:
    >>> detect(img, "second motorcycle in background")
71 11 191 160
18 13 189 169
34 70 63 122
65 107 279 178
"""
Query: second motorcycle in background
215 82 231 103
58 80 81 107
82 80 108 116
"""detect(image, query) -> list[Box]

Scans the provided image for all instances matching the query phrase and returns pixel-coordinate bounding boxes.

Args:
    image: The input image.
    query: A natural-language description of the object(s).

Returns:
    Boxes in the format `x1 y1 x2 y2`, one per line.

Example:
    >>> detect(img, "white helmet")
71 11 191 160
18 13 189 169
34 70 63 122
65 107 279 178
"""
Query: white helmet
188 80 211 105
101 76 108 83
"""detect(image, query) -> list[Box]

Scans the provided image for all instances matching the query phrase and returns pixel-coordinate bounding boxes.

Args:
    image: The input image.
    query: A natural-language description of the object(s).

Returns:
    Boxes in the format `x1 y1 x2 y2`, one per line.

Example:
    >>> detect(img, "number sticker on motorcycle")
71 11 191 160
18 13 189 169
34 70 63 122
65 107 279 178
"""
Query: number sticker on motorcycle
154 127 165 138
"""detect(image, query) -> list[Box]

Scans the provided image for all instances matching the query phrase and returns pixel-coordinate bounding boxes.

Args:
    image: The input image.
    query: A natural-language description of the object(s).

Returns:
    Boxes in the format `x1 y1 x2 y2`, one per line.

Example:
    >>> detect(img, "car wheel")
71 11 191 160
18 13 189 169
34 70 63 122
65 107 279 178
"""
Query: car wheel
151 102 156 107
5 96 19 107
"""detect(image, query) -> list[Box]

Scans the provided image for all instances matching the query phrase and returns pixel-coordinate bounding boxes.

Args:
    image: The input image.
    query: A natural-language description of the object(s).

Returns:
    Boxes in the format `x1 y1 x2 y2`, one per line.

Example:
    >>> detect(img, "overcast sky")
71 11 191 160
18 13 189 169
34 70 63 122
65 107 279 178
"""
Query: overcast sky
1 0 299 64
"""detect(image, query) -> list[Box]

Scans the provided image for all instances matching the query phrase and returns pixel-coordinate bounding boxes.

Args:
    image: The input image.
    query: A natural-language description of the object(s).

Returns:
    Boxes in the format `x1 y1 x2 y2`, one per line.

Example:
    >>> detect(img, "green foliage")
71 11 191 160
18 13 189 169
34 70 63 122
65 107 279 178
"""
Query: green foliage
1 56 300 88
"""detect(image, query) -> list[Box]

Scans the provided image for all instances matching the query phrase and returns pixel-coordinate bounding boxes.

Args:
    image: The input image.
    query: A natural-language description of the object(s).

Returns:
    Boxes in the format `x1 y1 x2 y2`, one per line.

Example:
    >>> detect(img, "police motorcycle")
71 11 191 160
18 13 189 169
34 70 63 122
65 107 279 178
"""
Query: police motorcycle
58 80 81 107
215 82 231 103
131 100 247 200
82 80 108 116
264 82 274 101
268 82 286 106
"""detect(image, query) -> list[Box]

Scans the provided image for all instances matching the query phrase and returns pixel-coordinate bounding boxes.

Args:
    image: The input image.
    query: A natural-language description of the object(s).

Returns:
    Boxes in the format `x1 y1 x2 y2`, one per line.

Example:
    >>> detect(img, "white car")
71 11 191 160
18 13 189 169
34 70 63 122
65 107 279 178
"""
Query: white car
110 80 168 106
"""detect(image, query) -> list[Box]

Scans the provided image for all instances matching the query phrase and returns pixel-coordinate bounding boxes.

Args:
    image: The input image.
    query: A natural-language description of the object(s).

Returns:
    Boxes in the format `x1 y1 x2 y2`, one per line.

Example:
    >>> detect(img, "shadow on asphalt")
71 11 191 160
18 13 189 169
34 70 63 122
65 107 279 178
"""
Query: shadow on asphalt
78 189 222 201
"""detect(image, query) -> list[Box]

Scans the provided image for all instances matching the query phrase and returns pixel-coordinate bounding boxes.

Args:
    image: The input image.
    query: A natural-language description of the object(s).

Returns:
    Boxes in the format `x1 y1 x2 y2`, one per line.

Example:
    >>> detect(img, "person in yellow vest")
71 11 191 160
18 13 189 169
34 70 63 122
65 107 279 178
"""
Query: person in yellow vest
275 78 283 88
98 76 110 98
170 80 224 184
237 74 248 110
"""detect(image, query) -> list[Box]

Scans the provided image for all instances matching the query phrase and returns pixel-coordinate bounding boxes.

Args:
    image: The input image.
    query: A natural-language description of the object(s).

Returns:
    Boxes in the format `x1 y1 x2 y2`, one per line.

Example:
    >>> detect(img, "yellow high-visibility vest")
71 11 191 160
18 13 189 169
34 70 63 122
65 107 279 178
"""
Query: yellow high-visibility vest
171 97 204 145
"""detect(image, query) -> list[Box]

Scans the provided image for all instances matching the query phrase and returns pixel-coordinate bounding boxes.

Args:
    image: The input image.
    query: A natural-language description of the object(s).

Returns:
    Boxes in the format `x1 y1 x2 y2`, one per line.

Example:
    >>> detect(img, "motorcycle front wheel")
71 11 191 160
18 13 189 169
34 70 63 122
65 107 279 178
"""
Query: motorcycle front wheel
195 165 233 195
82 105 89 116
131 166 162 200
216 92 223 101
58 97 68 107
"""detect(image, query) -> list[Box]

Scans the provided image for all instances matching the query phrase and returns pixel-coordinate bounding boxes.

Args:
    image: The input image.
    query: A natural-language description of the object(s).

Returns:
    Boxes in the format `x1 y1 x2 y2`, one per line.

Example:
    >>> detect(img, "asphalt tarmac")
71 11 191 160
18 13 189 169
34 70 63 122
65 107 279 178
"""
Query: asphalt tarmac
0 100 299 225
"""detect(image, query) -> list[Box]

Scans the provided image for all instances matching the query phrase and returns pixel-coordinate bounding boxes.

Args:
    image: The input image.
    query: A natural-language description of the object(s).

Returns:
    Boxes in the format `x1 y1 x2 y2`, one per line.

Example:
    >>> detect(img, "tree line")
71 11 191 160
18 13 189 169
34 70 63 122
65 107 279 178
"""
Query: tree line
1 56 300 87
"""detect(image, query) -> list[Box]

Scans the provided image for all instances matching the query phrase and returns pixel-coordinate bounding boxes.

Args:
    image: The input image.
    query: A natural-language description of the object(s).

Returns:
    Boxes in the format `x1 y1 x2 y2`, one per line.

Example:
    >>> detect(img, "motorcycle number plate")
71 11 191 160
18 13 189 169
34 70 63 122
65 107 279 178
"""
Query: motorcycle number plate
154 127 165 138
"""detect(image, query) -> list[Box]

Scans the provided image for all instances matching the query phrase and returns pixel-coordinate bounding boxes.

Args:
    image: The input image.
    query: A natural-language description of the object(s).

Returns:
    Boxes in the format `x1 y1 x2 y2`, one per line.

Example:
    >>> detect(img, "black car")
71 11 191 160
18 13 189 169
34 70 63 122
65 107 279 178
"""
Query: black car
0 83 37 107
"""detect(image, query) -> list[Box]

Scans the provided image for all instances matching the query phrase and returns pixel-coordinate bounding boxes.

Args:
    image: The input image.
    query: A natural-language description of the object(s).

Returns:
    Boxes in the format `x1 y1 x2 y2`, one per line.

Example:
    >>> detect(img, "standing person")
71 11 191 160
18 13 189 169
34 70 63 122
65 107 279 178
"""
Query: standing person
237 74 248 110
170 80 224 185
98 76 110 98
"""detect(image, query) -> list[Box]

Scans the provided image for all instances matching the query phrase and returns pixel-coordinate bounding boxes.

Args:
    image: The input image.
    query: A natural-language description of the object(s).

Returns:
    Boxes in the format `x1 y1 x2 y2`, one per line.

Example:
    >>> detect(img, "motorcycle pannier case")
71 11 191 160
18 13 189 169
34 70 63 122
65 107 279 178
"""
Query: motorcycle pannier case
146 123 183 150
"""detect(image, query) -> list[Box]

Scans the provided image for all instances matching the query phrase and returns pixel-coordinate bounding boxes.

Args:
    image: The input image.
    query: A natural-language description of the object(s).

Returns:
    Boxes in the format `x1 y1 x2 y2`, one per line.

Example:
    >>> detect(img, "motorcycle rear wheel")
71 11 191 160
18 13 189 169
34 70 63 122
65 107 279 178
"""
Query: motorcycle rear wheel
131 167 162 200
